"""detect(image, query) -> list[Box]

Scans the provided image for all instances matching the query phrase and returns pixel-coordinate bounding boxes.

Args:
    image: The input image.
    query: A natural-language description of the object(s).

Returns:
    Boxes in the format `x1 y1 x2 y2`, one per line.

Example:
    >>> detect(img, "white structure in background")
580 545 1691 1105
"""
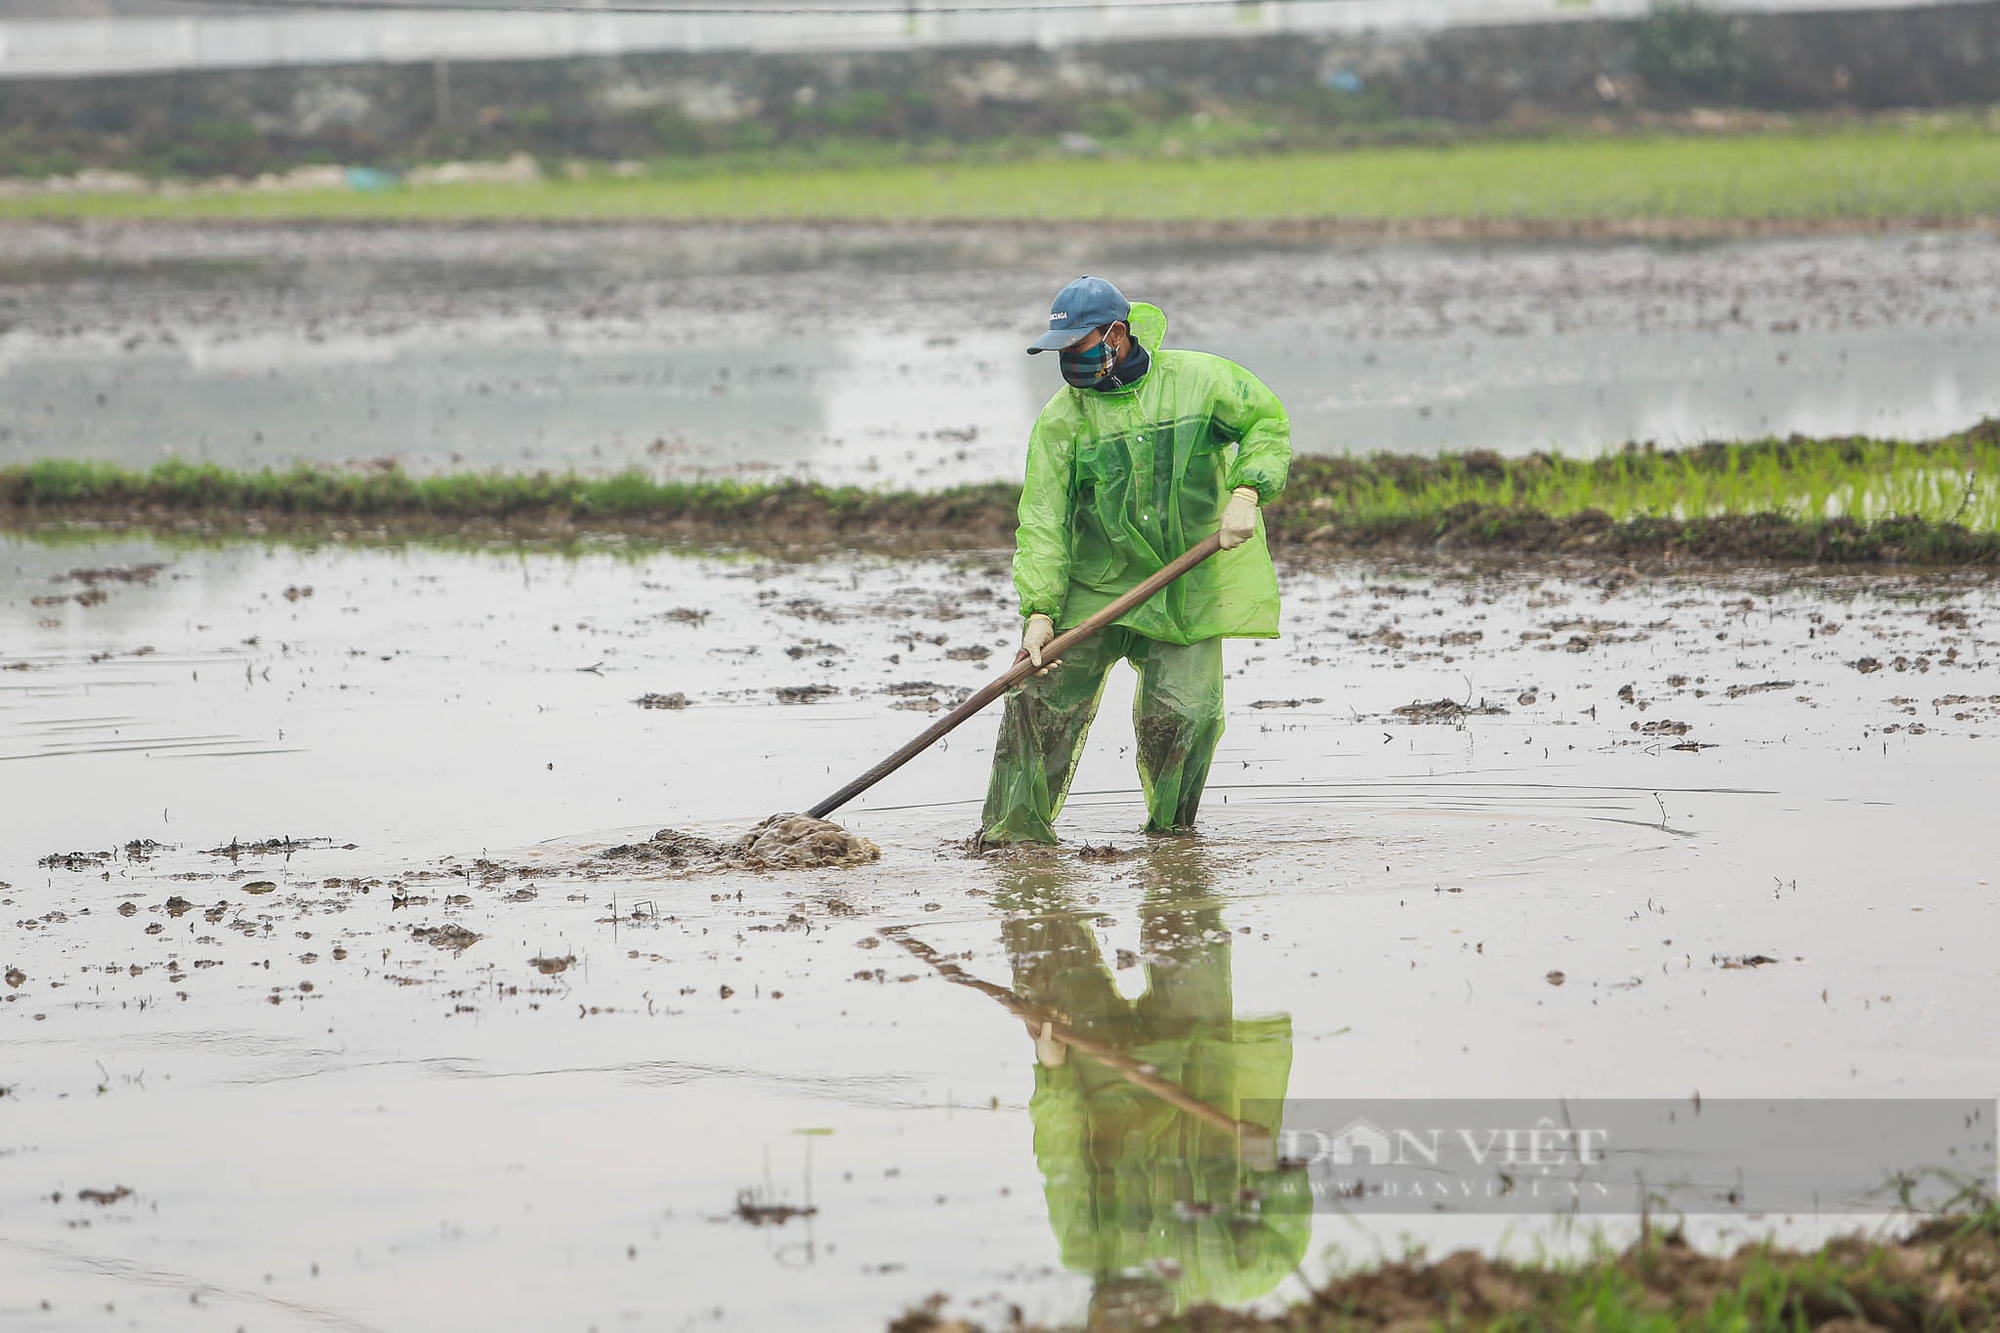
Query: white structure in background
0 0 1964 80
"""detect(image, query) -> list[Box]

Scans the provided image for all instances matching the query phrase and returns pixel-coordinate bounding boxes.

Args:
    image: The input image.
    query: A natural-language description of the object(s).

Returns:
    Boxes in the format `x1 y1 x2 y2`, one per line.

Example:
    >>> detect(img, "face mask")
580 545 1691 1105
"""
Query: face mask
1059 335 1118 389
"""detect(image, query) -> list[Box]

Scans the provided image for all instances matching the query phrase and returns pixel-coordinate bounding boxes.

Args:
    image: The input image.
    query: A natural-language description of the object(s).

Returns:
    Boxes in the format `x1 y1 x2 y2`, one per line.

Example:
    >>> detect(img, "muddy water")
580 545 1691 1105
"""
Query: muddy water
3 536 1998 1330
3 222 1997 485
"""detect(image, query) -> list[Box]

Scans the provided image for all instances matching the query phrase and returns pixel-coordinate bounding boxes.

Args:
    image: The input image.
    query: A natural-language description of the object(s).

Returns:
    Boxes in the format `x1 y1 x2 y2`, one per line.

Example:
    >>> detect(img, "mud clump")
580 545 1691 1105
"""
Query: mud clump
774 684 840 704
202 835 338 858
884 679 971 713
733 1190 816 1226
602 828 738 867
1391 698 1509 723
66 564 166 587
636 692 691 710
38 850 111 871
1724 679 1796 698
740 814 879 869
412 923 482 951
598 815 878 873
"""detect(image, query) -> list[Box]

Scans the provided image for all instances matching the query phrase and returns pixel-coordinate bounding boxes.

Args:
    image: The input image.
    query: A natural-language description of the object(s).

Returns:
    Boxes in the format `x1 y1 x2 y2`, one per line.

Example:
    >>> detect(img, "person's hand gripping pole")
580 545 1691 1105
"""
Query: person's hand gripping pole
1219 485 1261 551
1018 612 1058 676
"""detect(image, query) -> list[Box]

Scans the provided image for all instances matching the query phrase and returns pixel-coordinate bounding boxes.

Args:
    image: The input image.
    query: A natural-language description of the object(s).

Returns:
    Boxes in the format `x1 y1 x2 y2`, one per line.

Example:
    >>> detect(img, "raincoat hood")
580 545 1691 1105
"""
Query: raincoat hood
1084 301 1168 394
1127 302 1167 357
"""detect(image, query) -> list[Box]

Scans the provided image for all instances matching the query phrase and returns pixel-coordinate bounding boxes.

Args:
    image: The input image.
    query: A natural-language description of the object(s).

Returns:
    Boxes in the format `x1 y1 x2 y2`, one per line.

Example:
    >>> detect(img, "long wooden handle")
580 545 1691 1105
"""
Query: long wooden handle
881 927 1266 1146
806 532 1225 820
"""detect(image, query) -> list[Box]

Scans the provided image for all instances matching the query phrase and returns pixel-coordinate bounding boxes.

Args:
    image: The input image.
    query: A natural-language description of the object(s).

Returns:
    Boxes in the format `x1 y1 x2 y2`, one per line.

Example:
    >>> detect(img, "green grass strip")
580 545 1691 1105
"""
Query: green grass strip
6 125 1999 223
6 422 2000 562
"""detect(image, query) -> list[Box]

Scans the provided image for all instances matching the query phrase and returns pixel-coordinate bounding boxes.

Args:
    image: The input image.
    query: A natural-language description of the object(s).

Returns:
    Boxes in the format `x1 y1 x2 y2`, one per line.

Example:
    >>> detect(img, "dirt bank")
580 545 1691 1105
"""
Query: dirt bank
894 1207 2000 1332
7 424 2000 564
10 494 2000 565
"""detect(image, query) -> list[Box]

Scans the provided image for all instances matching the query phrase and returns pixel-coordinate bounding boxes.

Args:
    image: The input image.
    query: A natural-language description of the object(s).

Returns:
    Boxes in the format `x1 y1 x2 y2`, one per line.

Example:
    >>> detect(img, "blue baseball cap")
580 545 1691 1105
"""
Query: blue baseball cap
1027 275 1132 354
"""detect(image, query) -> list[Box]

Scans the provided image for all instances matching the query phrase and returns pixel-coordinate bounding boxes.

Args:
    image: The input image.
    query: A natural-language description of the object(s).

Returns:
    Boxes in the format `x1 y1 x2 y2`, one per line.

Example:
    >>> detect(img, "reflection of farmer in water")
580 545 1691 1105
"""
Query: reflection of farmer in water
998 850 1311 1325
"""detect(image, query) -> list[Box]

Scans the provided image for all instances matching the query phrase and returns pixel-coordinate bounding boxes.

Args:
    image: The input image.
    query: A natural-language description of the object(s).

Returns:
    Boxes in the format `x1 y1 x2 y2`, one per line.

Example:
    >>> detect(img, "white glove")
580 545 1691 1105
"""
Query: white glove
1219 486 1261 550
1031 1019 1068 1068
1020 613 1057 670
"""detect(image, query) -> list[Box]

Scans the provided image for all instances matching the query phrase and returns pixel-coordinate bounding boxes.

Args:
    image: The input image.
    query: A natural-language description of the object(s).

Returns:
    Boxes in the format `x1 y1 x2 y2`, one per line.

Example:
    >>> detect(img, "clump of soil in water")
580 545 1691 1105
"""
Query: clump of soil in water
636 692 691 710
1391 698 1510 723
600 828 737 868
739 813 879 868
603 815 878 872
412 923 481 951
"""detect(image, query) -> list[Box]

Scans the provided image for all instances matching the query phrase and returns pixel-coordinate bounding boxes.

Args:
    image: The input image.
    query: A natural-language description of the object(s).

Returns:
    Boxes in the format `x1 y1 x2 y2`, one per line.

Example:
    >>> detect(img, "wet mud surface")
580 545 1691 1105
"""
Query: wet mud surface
3 535 1998 1329
2 221 1998 484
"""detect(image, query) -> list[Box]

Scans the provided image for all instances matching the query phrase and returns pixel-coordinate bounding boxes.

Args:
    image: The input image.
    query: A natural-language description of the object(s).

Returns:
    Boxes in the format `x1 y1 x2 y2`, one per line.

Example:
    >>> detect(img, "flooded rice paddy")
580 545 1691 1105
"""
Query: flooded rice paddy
3 534 1996 1330
3 222 1999 485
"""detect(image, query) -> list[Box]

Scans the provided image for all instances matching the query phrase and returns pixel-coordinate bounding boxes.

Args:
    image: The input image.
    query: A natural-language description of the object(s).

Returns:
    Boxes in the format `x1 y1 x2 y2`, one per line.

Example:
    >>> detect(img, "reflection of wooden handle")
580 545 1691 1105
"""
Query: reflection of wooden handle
882 926 1270 1155
807 534 1225 820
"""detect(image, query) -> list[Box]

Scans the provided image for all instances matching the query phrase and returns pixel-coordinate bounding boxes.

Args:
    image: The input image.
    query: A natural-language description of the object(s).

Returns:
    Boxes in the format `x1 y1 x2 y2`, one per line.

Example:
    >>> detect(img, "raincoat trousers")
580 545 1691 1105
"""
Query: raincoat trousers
982 304 1292 843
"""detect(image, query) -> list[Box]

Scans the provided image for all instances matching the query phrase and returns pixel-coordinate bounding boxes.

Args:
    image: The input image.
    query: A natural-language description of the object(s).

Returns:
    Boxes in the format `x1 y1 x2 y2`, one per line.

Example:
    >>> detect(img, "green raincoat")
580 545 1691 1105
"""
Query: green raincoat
1012 302 1292 643
981 303 1293 843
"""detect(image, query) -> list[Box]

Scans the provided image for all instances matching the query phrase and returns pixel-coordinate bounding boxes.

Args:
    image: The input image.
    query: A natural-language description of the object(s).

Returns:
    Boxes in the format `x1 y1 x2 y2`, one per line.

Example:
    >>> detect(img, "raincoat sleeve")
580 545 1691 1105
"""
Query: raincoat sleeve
1207 361 1291 503
1012 404 1076 621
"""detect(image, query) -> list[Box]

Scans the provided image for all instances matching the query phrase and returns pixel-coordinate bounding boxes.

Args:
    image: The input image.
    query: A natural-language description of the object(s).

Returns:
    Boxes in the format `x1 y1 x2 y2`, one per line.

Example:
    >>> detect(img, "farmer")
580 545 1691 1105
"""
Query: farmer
980 276 1292 845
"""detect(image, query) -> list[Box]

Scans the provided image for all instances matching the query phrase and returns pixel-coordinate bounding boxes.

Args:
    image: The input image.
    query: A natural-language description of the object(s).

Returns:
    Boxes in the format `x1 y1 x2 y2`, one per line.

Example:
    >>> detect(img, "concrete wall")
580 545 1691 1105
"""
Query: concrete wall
0 2 1994 168
0 0 1976 79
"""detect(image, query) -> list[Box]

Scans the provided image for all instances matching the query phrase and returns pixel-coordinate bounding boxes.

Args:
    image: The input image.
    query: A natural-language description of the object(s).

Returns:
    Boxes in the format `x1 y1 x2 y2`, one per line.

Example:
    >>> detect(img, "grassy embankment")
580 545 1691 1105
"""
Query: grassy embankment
3 124 1998 225
894 1199 2000 1332
6 424 1999 562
